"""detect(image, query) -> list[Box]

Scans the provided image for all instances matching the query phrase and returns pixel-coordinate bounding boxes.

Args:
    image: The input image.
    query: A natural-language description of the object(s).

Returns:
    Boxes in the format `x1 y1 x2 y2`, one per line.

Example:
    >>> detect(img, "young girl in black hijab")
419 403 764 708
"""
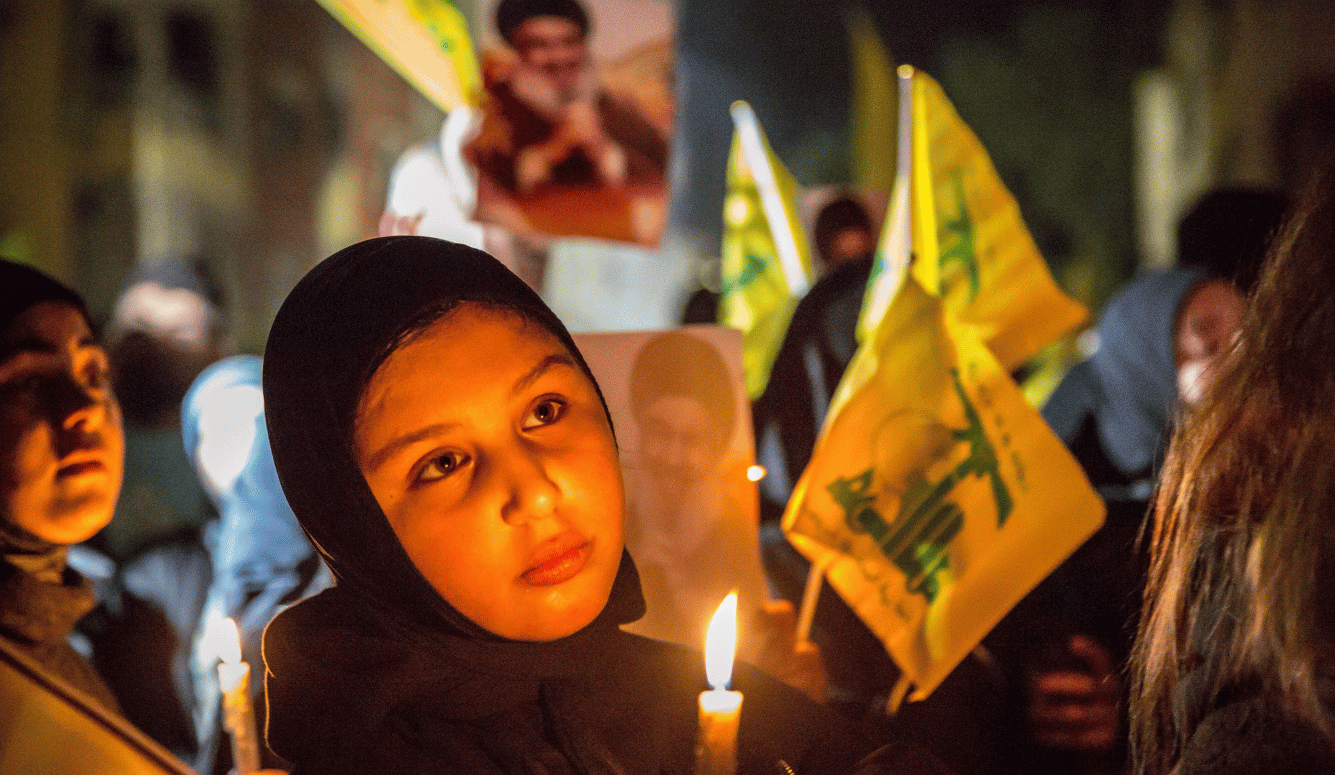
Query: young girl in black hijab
260 237 939 775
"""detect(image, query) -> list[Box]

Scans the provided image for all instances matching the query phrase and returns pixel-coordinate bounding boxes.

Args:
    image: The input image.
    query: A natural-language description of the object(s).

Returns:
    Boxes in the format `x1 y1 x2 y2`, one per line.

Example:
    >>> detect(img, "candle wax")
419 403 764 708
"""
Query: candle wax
696 689 742 775
218 661 262 775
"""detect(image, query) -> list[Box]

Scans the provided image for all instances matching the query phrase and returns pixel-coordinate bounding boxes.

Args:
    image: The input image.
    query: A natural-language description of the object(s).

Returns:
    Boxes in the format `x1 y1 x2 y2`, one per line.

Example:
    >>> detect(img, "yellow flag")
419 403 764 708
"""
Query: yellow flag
720 102 816 399
847 7 897 192
316 0 481 111
901 68 1085 370
783 271 1103 699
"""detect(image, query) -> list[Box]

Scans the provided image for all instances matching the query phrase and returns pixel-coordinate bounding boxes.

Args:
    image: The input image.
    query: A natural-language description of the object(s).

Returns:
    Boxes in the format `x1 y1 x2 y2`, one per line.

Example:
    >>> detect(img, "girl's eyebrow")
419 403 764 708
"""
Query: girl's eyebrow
510 354 577 397
0 338 102 381
365 422 461 472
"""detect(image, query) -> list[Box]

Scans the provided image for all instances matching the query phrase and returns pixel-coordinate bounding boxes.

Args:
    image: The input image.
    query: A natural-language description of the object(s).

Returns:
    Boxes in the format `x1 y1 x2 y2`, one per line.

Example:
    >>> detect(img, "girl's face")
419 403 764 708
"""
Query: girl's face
354 304 625 641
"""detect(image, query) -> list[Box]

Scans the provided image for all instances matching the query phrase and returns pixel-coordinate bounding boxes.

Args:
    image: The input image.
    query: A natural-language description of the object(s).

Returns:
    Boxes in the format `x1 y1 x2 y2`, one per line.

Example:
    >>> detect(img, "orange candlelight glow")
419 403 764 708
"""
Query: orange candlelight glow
697 592 742 775
206 616 260 774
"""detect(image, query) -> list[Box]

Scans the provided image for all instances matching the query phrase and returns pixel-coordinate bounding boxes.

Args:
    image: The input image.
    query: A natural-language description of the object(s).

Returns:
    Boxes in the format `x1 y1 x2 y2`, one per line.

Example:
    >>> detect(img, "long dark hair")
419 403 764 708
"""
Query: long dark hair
1131 176 1335 774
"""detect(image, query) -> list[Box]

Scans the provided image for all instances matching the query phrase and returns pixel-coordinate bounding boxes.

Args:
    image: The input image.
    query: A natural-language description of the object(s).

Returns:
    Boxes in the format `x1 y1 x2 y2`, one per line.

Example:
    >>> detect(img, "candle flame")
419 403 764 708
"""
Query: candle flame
746 465 766 482
205 615 243 665
704 592 738 690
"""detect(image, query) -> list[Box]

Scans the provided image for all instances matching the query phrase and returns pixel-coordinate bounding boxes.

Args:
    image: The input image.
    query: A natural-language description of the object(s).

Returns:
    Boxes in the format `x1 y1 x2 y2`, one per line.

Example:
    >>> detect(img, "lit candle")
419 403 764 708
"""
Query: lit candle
209 616 261 775
696 592 743 775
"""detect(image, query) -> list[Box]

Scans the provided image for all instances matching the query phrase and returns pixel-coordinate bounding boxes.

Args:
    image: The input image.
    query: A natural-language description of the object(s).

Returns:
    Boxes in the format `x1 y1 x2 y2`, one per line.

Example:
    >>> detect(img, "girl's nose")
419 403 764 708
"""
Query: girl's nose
499 445 560 526
57 375 109 432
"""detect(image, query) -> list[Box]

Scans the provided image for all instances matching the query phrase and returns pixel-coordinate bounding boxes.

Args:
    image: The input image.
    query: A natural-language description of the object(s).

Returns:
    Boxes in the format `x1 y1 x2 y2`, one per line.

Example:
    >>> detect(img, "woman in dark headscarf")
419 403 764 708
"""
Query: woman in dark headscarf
260 237 935 775
0 258 124 711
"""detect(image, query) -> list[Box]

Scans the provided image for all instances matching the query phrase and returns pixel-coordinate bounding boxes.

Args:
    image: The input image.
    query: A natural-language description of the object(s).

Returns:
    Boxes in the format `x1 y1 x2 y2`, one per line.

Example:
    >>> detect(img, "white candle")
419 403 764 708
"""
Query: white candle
209 617 261 775
696 593 743 775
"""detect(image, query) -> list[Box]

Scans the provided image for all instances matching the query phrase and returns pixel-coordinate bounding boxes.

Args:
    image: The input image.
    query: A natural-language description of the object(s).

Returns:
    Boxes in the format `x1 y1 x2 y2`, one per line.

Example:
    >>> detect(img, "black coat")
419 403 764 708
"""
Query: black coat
1178 697 1335 775
265 585 936 775
0 558 120 712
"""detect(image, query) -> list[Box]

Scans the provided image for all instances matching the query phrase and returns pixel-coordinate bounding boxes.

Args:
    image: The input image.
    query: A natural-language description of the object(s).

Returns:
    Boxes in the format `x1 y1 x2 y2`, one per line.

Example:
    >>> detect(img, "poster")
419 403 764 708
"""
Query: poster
574 326 769 650
466 0 674 246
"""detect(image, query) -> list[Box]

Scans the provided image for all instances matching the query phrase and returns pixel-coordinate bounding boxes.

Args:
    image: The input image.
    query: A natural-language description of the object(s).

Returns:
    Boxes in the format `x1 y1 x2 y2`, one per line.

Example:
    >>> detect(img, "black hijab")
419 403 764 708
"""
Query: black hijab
260 237 654 772
0 258 90 336
262 236 638 633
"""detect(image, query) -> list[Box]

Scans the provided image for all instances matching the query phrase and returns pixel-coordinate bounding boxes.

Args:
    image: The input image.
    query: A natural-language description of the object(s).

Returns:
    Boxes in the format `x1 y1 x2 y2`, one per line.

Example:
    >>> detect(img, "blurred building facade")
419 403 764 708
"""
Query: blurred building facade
0 0 441 350
2 0 1334 341
1135 0 1335 269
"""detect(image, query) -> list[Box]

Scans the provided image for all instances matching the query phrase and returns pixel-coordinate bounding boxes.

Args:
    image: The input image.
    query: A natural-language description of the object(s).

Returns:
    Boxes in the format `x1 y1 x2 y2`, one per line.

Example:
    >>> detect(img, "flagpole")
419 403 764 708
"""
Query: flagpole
794 557 826 645
886 673 913 715
730 102 810 297
857 65 916 341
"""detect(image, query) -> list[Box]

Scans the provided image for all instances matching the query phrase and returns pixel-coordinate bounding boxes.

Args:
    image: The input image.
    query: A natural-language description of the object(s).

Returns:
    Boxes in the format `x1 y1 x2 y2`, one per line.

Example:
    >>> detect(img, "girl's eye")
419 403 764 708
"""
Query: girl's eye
417 451 467 483
526 397 567 429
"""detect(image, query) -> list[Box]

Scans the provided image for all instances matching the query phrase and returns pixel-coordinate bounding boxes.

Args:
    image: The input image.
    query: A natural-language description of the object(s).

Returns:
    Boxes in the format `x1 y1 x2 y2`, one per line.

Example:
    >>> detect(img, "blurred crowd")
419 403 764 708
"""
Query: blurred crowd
4 146 1335 775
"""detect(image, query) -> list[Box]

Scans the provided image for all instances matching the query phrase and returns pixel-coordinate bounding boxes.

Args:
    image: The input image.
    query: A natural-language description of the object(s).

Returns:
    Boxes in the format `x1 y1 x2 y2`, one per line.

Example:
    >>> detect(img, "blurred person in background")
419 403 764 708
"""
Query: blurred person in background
752 194 878 524
1131 176 1334 775
0 258 124 712
987 186 1284 774
99 258 228 561
988 264 1242 775
680 194 878 327
1175 187 1288 294
183 355 331 774
77 258 229 761
812 195 877 272
380 108 554 293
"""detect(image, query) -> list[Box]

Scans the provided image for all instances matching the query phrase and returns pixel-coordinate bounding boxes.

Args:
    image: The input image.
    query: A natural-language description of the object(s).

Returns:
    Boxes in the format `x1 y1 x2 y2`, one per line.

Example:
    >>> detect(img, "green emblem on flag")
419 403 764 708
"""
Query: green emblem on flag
939 172 980 300
825 370 1012 602
722 252 770 295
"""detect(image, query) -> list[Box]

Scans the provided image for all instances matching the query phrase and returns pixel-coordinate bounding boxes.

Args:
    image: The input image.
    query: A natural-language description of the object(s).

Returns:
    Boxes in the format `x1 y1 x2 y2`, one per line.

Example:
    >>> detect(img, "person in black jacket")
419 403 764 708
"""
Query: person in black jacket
259 236 950 775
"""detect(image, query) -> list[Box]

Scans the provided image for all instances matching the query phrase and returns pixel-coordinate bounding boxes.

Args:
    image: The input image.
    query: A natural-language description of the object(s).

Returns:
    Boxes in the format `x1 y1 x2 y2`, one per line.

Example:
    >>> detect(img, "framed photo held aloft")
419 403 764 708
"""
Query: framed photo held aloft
466 0 674 246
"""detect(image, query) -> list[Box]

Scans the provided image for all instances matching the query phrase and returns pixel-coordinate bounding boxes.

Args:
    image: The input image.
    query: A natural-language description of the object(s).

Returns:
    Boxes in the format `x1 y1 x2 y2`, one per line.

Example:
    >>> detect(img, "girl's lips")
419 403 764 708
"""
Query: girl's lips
56 458 106 478
522 537 592 587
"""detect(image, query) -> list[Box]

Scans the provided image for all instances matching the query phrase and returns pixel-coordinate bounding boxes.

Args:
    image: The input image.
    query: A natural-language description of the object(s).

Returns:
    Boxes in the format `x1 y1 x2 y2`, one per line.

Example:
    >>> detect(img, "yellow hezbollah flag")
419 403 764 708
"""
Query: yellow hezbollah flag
784 270 1103 699
847 6 897 192
720 102 816 399
317 0 481 111
884 66 1085 370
